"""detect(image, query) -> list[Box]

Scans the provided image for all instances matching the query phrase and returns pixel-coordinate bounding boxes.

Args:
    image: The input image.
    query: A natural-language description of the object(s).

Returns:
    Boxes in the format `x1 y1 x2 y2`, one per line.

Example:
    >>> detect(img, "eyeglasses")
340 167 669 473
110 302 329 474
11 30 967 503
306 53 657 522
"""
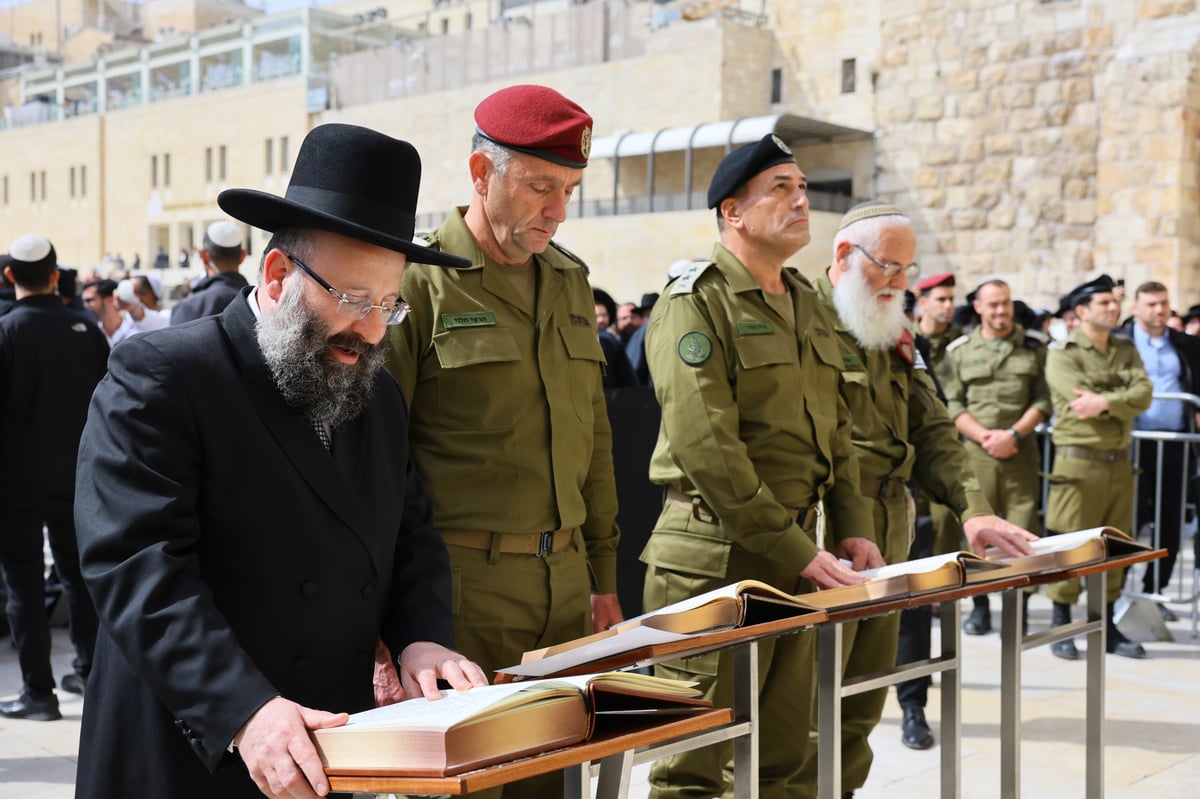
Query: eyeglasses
284 251 410 326
852 243 920 282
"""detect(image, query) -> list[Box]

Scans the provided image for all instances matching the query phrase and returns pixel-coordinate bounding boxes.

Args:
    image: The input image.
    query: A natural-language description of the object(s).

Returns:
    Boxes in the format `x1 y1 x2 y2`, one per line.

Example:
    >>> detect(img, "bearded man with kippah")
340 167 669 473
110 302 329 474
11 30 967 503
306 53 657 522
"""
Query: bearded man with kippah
384 85 622 799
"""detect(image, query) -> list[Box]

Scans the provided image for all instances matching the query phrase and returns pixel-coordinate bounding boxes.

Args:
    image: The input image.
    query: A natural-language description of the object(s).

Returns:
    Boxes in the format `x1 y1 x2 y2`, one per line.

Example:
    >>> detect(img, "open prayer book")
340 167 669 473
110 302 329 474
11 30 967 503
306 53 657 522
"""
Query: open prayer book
312 672 710 776
501 580 823 678
796 550 1007 611
982 526 1148 577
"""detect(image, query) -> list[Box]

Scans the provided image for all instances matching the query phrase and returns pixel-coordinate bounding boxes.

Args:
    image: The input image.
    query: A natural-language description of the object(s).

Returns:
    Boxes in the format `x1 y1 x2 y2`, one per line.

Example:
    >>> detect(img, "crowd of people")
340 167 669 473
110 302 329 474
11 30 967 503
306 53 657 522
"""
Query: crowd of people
0 83 1194 799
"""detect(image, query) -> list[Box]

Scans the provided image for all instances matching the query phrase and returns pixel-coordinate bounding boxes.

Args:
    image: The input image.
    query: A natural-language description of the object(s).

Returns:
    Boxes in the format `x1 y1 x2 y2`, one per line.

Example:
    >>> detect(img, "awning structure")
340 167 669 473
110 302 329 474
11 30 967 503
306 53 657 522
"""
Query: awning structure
588 113 873 160
583 113 873 214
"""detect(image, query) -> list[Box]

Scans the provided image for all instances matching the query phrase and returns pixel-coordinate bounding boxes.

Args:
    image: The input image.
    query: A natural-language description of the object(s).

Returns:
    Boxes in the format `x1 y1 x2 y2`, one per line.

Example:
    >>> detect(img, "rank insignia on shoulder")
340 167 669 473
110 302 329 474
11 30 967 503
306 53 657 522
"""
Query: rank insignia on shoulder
678 331 713 365
896 330 916 366
946 334 970 352
669 262 716 295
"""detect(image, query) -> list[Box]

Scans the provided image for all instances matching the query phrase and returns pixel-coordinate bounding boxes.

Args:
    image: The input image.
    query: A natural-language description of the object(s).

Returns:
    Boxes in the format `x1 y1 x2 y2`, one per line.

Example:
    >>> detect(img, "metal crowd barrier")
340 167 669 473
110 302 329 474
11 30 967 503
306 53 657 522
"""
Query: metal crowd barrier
1035 391 1200 638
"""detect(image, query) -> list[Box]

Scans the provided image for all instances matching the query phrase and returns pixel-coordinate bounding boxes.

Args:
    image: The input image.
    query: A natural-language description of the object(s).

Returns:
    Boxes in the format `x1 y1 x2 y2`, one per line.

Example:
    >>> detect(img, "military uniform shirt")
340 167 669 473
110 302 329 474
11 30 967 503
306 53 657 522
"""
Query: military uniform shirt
642 243 874 577
814 273 991 521
1045 328 1153 449
943 326 1052 429
385 208 619 594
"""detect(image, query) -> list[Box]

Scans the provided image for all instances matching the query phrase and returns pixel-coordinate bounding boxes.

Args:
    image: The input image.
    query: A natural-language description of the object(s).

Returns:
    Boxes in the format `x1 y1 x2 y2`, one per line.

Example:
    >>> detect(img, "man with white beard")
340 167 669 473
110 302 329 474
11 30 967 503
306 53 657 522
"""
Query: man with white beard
794 202 1036 799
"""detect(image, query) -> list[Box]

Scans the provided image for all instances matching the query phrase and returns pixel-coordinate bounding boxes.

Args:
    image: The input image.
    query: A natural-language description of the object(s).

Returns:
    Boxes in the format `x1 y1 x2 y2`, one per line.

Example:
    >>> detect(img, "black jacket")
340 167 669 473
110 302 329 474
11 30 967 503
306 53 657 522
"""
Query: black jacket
74 291 454 798
169 271 250 325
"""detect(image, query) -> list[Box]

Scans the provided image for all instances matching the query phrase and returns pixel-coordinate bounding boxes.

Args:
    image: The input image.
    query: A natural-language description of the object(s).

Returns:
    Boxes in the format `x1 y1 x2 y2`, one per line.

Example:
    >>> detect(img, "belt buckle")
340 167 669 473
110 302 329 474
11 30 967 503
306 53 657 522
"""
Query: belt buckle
537 531 554 557
691 497 716 524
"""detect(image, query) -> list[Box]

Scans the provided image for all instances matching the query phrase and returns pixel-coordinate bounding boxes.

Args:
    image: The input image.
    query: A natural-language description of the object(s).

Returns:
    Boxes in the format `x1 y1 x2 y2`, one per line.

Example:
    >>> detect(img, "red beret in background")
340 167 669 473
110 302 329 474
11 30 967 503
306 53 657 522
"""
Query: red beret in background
916 272 956 292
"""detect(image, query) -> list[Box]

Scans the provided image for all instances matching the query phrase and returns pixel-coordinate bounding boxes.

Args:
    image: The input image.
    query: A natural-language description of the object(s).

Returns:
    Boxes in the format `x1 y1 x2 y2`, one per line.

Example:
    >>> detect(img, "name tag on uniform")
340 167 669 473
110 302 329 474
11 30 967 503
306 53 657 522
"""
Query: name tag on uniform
442 311 497 329
842 353 862 368
737 320 774 336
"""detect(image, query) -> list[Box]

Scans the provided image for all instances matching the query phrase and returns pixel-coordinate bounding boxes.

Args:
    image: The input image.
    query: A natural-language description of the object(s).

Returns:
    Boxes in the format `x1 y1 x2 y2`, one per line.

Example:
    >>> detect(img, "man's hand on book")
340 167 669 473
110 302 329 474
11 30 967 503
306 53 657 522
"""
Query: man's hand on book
235 696 348 798
373 641 403 707
801 550 871 589
398 641 489 699
591 592 625 632
963 515 1038 558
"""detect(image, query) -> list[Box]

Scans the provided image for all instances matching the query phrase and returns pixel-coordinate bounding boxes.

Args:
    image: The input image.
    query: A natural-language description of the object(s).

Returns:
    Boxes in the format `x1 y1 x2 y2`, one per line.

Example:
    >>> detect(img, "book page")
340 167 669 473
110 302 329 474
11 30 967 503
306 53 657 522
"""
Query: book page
859 551 972 579
986 527 1112 559
338 681 577 731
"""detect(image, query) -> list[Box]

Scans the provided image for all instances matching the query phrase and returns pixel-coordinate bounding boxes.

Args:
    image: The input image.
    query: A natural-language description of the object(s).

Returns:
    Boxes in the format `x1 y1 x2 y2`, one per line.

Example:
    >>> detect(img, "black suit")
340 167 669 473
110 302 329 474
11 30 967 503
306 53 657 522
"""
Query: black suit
0 294 108 693
74 290 454 798
169 271 250 325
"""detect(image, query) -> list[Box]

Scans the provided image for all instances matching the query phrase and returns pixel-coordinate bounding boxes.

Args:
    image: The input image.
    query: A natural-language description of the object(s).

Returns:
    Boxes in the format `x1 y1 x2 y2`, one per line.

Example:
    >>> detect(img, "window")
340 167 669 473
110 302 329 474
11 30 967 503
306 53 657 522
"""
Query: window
40 170 46 200
770 68 782 104
441 18 450 34
70 166 76 197
265 138 273 175
2 175 7 205
205 147 213 182
219 145 227 180
80 165 86 197
30 172 36 201
280 136 290 172
465 13 472 30
841 58 856 94
151 154 158 188
164 154 170 187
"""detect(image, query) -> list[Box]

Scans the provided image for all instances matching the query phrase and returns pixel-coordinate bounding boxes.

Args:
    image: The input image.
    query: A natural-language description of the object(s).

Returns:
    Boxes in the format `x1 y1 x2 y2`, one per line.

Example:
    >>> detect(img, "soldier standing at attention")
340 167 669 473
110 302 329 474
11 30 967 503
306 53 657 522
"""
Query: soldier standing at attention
915 272 962 371
641 134 883 799
943 279 1051 637
384 85 621 799
796 203 1036 799
1044 275 1152 660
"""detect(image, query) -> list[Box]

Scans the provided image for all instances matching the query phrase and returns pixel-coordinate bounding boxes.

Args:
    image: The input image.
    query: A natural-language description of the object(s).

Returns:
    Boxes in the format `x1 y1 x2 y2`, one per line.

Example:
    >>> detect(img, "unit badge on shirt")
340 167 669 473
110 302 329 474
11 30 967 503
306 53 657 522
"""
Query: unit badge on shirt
678 331 713 365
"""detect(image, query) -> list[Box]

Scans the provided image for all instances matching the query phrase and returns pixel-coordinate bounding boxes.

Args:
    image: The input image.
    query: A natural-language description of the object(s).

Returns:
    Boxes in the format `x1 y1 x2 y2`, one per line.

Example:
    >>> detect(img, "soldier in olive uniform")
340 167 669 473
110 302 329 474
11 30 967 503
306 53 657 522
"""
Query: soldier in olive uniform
1044 275 1152 660
385 87 621 797
942 279 1051 637
642 134 883 799
795 203 1036 799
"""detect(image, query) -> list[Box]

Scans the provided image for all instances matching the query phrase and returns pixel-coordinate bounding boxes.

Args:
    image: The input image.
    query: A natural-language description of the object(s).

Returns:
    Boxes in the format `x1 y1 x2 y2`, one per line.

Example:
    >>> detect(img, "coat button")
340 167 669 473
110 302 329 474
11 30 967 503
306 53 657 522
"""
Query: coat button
300 580 318 598
292 657 310 671
360 583 375 599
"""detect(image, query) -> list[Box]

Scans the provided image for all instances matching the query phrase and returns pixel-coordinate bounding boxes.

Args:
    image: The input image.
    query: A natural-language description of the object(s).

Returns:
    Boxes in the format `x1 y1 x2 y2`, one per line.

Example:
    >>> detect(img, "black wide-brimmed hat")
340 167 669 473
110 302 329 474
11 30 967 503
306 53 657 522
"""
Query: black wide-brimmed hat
218 124 469 269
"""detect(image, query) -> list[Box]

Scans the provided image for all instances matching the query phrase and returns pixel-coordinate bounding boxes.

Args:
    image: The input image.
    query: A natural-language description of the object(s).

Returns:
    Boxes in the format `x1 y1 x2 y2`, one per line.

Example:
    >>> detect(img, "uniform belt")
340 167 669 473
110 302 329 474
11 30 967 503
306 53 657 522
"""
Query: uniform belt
1058 445 1130 463
439 528 578 557
860 477 908 499
664 486 816 530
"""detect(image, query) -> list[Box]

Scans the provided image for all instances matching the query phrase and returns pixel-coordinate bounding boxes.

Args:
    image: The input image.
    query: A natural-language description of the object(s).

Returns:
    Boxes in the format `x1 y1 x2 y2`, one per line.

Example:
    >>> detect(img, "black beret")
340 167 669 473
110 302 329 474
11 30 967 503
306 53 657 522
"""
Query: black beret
707 134 797 209
1061 274 1115 311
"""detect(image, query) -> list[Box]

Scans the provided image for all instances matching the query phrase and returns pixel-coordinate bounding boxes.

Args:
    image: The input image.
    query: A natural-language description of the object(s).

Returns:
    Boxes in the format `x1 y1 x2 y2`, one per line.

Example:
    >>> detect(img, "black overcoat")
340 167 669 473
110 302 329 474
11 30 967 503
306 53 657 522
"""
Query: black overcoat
74 290 454 798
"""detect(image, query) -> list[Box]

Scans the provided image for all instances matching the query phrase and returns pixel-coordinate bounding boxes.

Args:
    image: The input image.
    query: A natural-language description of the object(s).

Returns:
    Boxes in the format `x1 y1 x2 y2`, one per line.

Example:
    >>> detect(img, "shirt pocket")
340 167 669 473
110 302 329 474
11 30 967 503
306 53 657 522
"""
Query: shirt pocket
558 326 606 422
733 334 801 419
429 327 522 430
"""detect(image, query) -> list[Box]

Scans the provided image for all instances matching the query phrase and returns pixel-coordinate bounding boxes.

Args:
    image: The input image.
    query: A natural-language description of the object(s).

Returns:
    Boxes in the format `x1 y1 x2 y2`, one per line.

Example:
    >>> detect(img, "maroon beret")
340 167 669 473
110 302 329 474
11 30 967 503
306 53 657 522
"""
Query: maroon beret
916 272 955 292
474 85 593 169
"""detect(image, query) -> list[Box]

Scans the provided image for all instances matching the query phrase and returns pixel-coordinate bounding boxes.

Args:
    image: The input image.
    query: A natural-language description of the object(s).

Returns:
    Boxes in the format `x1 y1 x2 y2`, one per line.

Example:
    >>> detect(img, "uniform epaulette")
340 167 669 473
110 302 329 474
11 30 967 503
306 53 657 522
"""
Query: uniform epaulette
946 334 970 352
1023 329 1048 348
669 261 717 295
547 239 589 274
412 231 455 268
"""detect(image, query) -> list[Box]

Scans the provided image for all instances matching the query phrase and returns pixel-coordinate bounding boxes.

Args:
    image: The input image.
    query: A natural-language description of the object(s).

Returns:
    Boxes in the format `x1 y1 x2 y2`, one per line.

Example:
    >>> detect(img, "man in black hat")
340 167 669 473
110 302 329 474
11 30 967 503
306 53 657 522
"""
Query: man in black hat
641 133 881 799
1043 274 1152 659
73 123 487 799
0 235 107 722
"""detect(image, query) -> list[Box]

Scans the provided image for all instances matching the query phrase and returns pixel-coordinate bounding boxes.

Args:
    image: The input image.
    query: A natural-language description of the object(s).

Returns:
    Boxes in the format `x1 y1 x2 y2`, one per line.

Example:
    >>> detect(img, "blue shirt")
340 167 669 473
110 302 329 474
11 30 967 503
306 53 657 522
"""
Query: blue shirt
1133 324 1186 431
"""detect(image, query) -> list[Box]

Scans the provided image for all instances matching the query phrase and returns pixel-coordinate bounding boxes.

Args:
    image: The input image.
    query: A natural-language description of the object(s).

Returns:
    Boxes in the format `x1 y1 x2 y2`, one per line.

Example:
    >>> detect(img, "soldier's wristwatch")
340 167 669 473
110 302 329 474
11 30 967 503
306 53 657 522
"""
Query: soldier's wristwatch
1008 427 1021 441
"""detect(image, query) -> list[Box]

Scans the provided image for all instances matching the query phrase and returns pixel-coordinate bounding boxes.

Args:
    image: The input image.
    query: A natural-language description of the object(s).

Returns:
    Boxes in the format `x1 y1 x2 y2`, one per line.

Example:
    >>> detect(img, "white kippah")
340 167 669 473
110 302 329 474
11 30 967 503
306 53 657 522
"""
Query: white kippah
206 220 242 248
10 234 52 263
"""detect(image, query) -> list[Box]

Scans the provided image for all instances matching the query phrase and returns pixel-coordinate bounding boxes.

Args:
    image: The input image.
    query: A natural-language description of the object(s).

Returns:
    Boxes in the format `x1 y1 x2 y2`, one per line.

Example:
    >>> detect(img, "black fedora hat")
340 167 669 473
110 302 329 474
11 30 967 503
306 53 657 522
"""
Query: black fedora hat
218 124 469 269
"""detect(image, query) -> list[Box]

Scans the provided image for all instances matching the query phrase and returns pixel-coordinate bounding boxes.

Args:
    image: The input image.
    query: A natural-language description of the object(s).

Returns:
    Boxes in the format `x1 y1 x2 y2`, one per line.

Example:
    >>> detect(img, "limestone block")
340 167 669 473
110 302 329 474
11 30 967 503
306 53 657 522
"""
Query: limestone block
919 188 947 208
985 133 1019 155
956 91 987 116
937 116 974 141
1064 77 1094 103
914 167 942 189
1063 125 1099 150
1035 81 1064 106
916 95 945 121
1136 238 1178 264
1137 1 1198 22
976 229 1016 252
1044 104 1072 127
1148 134 1182 159
989 202 1018 229
1074 153 1098 178
975 159 1013 184
970 188 1002 209
951 208 988 229
964 45 991 69
1013 58 1048 84
1085 24 1114 49
990 39 1029 62
1022 131 1064 157
1012 156 1041 183
947 68 979 92
1031 225 1053 247
937 233 959 254
1049 52 1089 79
975 114 1008 136
961 139 985 163
1010 108 1048 132
1064 200 1097 225
1041 201 1066 222
979 63 1008 88
925 144 960 166
946 165 974 186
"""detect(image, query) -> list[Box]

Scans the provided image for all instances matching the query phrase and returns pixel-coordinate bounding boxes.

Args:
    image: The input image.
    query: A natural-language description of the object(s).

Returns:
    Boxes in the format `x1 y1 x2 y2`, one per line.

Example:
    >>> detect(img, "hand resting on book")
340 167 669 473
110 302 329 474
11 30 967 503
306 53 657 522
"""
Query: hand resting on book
962 514 1038 558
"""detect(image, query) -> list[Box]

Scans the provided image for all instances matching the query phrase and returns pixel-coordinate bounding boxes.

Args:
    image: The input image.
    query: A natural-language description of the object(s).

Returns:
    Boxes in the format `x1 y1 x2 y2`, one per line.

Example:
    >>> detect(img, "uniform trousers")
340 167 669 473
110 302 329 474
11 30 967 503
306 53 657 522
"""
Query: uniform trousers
0 500 98 695
447 533 592 799
1045 452 1134 604
645 523 816 799
1135 438 1189 593
793 491 912 798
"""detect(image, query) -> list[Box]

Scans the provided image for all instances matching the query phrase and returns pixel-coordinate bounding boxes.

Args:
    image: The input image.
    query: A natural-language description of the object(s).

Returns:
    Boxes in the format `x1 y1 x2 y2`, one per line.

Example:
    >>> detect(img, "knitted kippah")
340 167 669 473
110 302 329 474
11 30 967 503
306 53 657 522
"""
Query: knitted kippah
837 201 906 231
